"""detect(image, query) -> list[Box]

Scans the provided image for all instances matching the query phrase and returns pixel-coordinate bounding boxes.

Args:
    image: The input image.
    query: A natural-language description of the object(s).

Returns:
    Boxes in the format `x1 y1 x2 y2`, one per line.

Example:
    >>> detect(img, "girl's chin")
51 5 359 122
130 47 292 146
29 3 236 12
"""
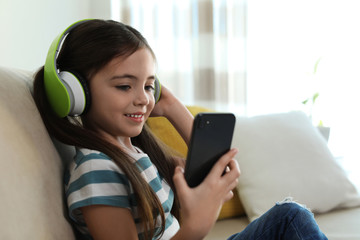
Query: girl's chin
128 127 145 138
106 128 144 141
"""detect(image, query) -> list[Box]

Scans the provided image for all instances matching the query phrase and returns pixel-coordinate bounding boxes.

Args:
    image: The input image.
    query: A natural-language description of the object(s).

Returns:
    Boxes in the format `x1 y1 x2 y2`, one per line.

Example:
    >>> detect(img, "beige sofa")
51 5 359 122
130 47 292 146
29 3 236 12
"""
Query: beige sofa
1 65 360 240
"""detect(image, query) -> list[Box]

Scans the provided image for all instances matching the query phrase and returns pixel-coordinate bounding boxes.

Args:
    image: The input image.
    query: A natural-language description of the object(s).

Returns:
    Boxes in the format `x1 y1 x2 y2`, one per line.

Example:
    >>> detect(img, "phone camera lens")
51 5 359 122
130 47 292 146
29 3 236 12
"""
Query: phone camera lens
197 118 211 129
198 120 205 128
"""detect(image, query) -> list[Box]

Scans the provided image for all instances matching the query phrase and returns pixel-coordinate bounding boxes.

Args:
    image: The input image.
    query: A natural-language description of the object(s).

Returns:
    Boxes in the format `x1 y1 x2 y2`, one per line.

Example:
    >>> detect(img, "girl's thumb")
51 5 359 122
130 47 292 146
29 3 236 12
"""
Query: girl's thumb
173 166 188 194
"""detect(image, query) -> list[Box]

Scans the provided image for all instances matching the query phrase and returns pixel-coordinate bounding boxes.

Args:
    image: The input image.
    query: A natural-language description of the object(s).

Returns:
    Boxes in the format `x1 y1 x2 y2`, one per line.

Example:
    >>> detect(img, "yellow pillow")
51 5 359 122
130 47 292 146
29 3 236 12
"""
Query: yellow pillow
146 106 245 220
146 116 188 157
218 189 245 219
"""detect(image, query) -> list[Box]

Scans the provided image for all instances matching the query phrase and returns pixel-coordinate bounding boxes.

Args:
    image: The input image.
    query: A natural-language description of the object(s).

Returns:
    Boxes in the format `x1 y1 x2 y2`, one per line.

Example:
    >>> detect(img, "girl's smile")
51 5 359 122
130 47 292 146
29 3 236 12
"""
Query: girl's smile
125 112 145 123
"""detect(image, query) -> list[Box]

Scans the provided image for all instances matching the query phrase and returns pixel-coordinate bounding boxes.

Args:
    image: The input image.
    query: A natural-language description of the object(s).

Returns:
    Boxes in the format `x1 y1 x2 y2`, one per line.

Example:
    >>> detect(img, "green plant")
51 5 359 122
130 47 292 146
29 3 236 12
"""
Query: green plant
302 58 323 126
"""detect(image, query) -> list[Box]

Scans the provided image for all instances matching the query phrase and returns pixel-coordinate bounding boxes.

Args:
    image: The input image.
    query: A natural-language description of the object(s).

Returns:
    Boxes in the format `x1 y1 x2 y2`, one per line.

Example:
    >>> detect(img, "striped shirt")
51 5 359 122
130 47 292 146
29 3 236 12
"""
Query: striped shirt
64 147 180 239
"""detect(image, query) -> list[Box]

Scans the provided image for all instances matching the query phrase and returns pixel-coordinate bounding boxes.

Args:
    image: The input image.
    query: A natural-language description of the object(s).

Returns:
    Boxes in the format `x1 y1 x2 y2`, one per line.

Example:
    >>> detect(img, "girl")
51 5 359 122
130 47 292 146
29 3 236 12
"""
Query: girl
33 19 327 240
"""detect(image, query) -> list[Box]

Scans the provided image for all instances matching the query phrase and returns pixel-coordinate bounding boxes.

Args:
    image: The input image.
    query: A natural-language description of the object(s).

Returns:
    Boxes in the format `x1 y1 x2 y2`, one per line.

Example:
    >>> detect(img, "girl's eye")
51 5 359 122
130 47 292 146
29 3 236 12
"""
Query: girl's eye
145 85 155 92
116 85 130 91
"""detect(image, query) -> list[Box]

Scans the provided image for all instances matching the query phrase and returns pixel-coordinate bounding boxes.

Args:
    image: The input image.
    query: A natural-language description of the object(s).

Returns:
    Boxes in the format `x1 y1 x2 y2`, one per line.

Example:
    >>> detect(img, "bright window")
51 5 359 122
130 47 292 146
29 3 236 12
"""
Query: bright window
247 0 360 187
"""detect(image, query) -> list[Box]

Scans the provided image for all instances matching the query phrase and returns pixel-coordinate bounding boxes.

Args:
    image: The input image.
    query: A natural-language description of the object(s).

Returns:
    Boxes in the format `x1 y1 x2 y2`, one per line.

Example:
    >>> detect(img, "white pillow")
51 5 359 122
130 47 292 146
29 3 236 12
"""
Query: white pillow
233 111 360 221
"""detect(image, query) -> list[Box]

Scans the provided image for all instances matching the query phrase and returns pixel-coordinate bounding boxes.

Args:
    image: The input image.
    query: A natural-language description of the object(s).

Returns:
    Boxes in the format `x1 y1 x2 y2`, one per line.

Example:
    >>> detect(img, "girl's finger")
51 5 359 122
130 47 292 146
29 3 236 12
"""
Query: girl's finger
224 190 234 202
173 166 189 196
222 159 241 181
220 159 240 191
207 148 238 179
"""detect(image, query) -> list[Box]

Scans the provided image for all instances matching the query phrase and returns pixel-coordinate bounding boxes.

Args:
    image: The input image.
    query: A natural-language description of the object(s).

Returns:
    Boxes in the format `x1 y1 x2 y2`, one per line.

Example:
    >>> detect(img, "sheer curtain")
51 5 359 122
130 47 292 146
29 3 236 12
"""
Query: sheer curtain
111 0 247 114
109 0 359 187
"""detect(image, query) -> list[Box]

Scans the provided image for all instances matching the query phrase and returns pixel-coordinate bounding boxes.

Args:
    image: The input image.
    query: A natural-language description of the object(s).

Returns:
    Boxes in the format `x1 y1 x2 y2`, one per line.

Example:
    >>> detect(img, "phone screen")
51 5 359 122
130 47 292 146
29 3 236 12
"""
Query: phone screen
184 113 236 188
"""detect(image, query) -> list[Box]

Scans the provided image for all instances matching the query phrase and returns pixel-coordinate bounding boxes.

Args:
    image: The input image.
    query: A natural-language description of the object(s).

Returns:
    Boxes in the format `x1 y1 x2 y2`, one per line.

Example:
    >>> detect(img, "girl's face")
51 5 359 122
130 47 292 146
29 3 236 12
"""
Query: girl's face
83 48 156 145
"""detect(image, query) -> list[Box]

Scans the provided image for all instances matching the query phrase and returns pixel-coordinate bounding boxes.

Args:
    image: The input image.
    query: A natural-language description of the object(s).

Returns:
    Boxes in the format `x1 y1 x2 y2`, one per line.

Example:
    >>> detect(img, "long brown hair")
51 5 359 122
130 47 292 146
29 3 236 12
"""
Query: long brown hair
33 19 179 239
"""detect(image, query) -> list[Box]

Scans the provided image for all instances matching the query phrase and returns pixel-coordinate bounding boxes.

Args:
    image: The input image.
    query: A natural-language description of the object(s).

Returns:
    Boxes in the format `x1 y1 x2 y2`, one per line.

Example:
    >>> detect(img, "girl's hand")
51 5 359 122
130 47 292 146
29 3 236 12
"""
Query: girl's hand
150 85 177 117
150 85 194 144
171 148 240 240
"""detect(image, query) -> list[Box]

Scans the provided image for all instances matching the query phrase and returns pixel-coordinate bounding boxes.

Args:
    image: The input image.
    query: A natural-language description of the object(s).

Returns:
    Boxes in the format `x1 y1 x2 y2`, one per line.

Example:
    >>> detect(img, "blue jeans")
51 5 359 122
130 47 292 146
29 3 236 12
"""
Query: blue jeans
227 202 328 240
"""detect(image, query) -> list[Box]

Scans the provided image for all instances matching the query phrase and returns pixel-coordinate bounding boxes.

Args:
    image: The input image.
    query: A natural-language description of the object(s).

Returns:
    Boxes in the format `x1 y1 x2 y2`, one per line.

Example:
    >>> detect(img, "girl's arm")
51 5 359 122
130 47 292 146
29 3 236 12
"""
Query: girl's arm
151 86 194 145
81 205 139 240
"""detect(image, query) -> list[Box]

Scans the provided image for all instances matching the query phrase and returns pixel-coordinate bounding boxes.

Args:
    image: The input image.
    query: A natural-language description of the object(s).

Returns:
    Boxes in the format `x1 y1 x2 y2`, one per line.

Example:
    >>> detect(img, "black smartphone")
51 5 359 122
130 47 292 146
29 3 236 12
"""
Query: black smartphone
184 113 236 188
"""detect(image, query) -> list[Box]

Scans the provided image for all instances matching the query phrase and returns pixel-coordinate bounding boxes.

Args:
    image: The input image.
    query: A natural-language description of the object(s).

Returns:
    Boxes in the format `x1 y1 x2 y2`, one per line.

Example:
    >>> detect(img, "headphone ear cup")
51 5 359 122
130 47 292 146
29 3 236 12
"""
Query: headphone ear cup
69 71 91 115
154 76 161 103
58 71 90 116
43 20 92 117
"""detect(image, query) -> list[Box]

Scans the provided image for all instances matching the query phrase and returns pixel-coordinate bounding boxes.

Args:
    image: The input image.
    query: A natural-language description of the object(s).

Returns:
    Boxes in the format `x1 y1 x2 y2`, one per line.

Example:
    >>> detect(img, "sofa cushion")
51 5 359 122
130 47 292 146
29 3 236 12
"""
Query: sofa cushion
315 207 360 240
0 66 75 239
233 111 360 221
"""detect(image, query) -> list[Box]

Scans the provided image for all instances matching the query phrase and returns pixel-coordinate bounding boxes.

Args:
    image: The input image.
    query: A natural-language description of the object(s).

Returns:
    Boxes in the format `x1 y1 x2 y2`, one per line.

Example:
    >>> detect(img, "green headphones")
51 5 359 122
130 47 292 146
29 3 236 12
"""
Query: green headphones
44 19 161 118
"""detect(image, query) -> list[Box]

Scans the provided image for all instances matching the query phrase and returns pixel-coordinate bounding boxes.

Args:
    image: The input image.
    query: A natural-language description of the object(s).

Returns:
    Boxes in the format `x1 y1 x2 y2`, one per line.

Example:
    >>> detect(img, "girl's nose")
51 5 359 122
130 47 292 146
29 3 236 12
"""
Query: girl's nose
134 88 150 106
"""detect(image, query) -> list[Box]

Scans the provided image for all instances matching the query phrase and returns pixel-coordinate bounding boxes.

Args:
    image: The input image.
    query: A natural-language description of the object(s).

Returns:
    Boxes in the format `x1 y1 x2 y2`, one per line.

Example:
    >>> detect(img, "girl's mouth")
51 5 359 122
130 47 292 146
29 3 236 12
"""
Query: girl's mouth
125 114 143 118
125 113 144 122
